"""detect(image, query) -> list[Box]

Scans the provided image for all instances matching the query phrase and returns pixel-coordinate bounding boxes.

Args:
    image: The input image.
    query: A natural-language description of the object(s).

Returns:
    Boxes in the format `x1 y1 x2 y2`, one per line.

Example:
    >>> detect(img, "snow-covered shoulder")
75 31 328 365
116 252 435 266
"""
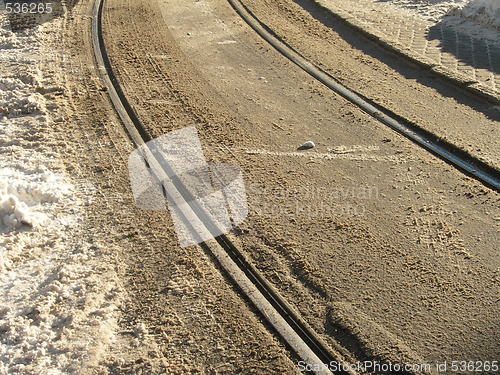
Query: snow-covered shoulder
0 13 122 375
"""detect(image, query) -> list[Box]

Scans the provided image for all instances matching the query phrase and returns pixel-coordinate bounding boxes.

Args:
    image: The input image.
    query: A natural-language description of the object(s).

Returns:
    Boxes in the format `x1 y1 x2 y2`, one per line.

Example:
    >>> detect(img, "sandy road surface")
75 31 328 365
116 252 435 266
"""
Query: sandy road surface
6 0 300 373
241 0 500 170
10 0 498 372
98 0 499 370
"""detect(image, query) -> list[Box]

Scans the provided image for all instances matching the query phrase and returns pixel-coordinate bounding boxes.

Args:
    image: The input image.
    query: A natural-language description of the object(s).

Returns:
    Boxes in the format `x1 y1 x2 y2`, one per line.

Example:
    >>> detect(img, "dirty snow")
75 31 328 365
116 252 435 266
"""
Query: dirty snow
0 13 122 375
387 0 469 22
453 0 500 29
0 167 66 232
389 0 500 30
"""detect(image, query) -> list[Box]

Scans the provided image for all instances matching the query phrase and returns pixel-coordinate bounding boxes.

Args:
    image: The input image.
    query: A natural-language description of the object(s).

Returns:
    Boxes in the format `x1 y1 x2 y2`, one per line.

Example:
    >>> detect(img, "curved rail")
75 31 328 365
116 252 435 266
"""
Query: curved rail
227 0 500 192
90 0 353 373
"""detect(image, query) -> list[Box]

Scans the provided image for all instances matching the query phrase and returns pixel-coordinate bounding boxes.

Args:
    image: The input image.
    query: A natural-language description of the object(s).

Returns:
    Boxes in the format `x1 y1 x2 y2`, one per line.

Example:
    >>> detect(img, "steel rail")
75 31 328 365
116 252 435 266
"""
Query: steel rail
90 0 353 373
227 0 500 192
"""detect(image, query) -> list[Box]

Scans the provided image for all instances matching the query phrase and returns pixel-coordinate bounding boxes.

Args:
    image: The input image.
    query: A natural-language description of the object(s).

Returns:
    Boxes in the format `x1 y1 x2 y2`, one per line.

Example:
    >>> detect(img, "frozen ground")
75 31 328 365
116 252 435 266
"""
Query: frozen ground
0 13 122 375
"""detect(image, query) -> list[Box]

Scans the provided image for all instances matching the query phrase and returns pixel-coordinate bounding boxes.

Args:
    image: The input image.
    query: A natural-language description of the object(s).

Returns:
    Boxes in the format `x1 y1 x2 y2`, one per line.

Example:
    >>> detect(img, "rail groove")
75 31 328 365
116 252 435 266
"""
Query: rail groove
228 0 500 192
90 0 352 373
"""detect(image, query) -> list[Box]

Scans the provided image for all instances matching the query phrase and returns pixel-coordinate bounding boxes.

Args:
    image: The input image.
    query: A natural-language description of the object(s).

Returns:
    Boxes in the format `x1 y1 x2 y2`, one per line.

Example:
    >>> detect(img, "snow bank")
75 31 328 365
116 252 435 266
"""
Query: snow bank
387 0 469 22
0 80 45 118
454 0 500 29
0 167 66 231
0 12 123 375
388 0 500 29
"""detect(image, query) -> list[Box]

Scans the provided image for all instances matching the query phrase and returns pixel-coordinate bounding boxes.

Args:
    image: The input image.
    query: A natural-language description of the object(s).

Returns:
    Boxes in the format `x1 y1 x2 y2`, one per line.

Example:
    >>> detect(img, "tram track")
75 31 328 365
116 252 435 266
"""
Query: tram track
90 0 499 372
228 0 500 192
91 0 355 373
